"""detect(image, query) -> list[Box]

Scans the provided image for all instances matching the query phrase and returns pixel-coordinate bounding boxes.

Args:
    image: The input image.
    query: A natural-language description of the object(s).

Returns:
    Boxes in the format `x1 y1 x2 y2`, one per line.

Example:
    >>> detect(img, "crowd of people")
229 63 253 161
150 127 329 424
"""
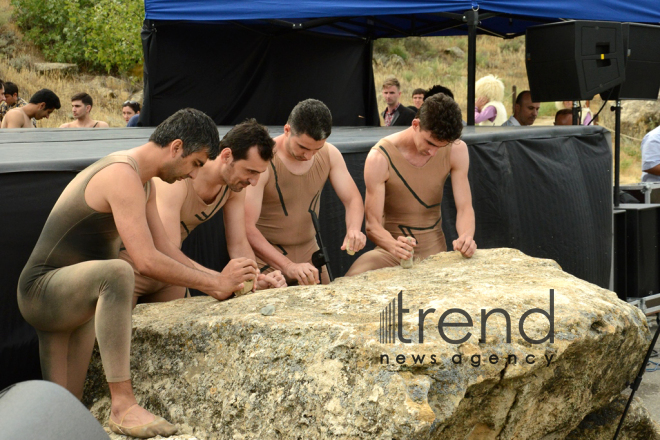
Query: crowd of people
382 74 597 128
0 79 141 129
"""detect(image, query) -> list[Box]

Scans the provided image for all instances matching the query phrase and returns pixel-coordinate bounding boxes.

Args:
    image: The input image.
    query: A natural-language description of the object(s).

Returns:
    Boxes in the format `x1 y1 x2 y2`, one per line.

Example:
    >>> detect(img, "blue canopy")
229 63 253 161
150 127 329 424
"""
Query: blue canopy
144 0 660 38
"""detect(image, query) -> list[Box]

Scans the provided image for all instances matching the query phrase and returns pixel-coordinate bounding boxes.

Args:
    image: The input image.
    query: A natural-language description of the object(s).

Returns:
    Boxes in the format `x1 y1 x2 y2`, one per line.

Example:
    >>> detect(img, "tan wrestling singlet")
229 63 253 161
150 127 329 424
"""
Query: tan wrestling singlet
256 145 331 284
346 139 452 275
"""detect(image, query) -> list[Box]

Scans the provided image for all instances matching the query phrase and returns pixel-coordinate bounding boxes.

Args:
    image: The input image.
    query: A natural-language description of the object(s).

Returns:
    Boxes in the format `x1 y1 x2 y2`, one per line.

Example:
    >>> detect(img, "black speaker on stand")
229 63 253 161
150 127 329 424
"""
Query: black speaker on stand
599 23 660 208
526 21 626 102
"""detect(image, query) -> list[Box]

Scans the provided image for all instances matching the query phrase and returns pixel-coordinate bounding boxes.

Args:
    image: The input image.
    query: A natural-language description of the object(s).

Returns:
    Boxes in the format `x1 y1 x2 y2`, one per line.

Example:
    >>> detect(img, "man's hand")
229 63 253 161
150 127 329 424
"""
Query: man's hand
209 258 258 300
256 270 287 290
341 229 367 254
476 96 489 111
283 262 319 286
388 236 416 260
453 235 477 258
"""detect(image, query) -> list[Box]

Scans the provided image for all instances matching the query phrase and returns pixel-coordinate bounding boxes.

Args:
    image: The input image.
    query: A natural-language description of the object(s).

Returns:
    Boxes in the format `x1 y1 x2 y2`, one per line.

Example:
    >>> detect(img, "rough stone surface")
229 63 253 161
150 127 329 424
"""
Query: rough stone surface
84 248 651 439
33 62 78 74
566 395 660 439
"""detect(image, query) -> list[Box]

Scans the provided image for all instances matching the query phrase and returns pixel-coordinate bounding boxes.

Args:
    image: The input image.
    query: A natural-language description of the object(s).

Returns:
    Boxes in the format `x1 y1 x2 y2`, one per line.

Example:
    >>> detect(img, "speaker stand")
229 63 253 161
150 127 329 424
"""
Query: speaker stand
612 100 622 208
572 100 582 125
613 317 660 439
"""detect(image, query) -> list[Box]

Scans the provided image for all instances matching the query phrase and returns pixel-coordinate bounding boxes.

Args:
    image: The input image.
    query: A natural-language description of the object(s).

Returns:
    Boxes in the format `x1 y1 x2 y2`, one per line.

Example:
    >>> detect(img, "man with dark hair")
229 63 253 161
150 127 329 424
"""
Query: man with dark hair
346 93 476 276
120 119 286 303
0 82 35 126
381 76 416 127
245 99 367 285
1 88 61 129
554 109 573 126
502 90 540 126
60 92 109 128
424 85 455 101
408 87 426 112
18 108 257 437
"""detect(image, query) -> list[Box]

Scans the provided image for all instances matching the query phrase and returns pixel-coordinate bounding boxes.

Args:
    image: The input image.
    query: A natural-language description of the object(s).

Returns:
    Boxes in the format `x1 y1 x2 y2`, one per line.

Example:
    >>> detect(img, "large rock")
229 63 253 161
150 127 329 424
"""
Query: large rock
85 248 651 439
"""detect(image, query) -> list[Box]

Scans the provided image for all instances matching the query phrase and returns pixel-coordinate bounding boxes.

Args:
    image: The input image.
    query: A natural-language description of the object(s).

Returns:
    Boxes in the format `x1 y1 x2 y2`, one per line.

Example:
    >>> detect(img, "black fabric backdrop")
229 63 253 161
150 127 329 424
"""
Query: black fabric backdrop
0 125 612 389
140 21 379 127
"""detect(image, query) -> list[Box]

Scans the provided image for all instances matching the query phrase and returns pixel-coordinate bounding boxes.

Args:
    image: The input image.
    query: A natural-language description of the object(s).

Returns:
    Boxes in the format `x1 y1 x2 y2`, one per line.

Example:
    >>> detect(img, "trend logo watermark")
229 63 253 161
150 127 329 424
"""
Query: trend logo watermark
379 289 555 367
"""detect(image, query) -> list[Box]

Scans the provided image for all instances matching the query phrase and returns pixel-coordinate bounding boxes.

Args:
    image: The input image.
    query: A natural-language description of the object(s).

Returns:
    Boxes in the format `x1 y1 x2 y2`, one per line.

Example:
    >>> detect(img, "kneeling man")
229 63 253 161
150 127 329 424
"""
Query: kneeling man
346 93 476 276
18 109 257 438
245 99 366 285
120 119 286 304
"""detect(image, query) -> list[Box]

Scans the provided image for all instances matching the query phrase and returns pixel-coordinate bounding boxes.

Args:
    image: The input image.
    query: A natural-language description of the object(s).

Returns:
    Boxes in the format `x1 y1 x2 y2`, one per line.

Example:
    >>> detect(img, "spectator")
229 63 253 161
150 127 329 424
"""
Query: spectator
554 109 573 126
555 100 593 125
1 88 61 129
424 84 455 101
424 85 466 126
641 126 660 183
1 82 36 127
122 100 140 125
60 92 109 128
474 75 508 126
502 91 540 126
381 76 416 127
407 88 426 112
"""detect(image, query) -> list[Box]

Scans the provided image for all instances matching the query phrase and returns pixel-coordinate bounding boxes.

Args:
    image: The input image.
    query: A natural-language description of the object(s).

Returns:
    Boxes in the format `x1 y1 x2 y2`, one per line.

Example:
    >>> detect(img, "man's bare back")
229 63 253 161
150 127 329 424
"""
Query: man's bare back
1 108 33 128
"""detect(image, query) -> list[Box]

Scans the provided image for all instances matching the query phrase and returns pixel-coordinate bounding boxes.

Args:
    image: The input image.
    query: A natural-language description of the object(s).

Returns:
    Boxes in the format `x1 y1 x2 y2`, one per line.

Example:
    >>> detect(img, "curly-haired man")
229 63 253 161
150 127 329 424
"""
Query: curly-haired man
346 93 477 276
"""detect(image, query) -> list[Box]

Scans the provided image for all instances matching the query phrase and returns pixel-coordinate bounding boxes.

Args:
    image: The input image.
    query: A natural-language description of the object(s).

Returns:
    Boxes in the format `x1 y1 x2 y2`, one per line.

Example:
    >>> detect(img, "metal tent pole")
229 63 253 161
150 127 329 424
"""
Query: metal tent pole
465 9 478 126
612 100 622 207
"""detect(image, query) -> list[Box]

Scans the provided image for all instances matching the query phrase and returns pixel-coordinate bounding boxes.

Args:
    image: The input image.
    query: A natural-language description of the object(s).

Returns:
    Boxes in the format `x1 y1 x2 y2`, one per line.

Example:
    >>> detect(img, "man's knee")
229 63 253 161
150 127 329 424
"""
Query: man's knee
102 260 135 294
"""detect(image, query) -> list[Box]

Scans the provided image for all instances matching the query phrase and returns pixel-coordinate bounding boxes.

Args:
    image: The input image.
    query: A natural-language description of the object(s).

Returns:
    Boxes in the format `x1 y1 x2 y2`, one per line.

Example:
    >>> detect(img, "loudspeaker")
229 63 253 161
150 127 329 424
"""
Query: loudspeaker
600 23 660 100
525 21 625 102
619 204 660 299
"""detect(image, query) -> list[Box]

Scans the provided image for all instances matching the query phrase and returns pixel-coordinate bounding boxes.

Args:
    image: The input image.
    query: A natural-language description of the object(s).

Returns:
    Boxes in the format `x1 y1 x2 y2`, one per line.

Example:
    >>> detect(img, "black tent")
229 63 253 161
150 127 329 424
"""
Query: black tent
140 0 660 126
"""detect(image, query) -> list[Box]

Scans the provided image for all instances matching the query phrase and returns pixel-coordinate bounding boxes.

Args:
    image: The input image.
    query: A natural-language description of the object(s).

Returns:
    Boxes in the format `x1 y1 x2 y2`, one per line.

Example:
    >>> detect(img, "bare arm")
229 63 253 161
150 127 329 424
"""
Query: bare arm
96 121 110 128
95 165 255 300
245 166 318 285
151 178 214 274
225 189 286 289
224 190 256 260
449 141 477 257
363 149 415 260
327 144 367 253
645 164 660 176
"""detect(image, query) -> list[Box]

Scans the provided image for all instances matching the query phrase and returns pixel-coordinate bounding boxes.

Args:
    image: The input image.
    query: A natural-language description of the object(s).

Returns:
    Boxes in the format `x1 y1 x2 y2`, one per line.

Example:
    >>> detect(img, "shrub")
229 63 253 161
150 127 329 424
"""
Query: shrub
11 0 144 74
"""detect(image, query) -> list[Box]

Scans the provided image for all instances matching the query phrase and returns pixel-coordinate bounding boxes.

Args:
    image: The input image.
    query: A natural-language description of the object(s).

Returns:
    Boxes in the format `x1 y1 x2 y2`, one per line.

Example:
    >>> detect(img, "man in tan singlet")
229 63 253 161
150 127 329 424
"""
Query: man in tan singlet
245 99 367 285
346 93 477 276
18 109 258 438
1 88 61 129
60 92 109 128
121 119 286 304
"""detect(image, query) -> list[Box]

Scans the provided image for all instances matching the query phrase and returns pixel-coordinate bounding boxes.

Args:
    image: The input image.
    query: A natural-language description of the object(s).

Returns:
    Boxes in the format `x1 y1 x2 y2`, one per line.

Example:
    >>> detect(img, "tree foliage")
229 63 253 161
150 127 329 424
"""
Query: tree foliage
11 0 144 73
